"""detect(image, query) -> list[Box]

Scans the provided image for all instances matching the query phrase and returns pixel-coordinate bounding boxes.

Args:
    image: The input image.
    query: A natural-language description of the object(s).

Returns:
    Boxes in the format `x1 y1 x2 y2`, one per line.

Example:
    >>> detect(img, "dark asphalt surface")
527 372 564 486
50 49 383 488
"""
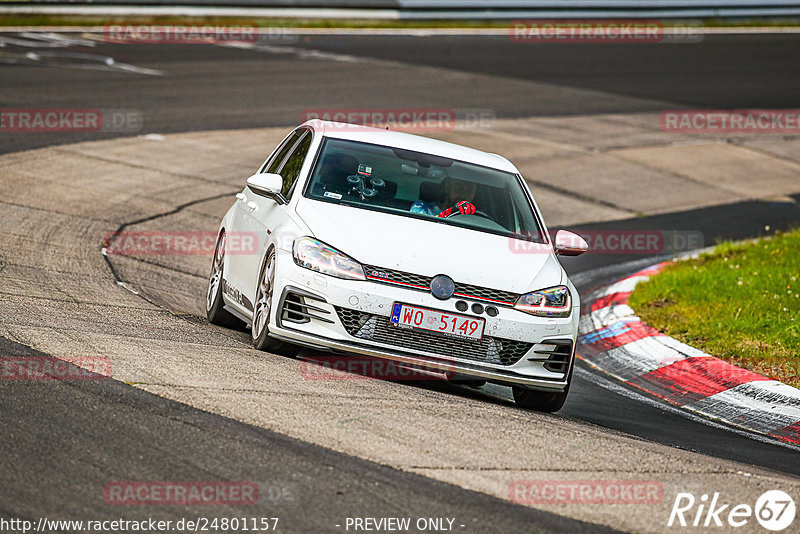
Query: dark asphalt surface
0 338 614 533
292 33 800 111
2 32 800 154
1 30 799 531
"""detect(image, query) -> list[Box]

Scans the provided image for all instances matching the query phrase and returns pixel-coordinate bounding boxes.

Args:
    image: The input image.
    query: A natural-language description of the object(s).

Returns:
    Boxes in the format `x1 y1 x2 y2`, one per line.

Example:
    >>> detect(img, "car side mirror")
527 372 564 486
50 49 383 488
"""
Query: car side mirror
554 230 588 256
246 173 287 205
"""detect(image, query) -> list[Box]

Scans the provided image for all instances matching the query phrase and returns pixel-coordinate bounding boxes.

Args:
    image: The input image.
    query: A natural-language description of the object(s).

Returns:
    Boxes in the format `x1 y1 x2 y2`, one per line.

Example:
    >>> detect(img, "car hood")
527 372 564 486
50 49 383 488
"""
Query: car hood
295 199 563 294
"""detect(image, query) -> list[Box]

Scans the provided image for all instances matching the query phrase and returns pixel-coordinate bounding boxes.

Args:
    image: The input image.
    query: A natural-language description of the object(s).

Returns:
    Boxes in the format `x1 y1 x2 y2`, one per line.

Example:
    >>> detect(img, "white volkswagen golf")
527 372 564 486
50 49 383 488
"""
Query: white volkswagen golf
207 120 588 411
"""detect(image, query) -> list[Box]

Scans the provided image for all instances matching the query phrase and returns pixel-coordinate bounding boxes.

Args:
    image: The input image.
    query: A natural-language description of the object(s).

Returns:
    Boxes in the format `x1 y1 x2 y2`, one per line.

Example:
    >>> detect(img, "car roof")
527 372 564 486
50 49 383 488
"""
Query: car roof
302 119 518 174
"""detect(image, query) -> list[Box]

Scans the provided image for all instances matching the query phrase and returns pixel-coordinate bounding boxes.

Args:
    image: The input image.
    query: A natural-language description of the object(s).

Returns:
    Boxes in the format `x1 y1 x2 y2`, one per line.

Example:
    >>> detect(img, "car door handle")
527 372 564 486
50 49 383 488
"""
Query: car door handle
236 193 246 201
247 201 259 212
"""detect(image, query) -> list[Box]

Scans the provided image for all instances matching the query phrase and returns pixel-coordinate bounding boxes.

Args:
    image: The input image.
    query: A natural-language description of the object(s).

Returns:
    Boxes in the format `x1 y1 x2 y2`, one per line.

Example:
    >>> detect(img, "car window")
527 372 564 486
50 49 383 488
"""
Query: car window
303 138 545 242
263 129 303 174
276 131 313 198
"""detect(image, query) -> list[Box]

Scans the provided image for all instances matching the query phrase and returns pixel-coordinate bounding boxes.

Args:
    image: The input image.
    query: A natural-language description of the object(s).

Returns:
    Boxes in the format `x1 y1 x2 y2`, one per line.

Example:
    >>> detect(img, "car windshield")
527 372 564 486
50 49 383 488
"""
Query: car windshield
303 138 546 242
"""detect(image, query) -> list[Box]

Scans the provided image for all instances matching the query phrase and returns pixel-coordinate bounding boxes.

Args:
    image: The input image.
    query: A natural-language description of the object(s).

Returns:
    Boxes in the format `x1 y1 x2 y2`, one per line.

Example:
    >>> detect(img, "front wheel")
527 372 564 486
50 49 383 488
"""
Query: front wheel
512 387 568 412
251 247 299 357
512 364 573 412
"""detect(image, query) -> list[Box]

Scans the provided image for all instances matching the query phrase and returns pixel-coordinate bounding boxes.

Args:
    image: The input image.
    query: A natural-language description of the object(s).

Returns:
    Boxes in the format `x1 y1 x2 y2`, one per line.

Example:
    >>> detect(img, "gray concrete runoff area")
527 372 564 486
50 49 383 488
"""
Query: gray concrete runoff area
1 113 799 533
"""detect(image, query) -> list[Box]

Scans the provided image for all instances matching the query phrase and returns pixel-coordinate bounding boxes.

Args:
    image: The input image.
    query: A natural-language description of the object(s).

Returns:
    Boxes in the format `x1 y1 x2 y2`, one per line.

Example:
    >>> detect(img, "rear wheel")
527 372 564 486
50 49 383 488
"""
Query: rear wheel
251 247 299 357
206 231 242 328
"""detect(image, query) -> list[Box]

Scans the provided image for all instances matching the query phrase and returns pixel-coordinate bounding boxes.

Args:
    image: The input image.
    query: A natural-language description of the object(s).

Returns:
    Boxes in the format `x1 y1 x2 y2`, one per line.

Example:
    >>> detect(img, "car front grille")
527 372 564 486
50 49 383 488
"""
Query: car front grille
363 265 518 306
334 307 532 366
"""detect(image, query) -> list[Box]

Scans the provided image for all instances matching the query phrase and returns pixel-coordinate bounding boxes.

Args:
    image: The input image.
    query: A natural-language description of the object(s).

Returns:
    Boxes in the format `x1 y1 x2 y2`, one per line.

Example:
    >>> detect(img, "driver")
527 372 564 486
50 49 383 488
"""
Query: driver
437 178 478 218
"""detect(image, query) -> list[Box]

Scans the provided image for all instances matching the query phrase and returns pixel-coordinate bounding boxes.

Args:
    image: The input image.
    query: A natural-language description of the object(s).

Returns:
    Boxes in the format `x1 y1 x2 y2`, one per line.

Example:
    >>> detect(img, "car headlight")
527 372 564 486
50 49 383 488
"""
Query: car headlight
292 237 365 280
514 285 571 318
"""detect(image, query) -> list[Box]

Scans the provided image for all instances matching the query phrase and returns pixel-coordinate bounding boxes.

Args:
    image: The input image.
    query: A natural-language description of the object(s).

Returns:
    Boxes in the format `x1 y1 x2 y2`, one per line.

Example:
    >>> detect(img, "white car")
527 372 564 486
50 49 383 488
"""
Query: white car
207 120 588 411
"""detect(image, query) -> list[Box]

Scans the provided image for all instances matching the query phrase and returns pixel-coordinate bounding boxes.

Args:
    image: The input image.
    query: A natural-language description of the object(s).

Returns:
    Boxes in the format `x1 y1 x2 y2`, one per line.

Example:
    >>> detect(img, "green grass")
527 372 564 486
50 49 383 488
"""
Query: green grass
628 228 800 388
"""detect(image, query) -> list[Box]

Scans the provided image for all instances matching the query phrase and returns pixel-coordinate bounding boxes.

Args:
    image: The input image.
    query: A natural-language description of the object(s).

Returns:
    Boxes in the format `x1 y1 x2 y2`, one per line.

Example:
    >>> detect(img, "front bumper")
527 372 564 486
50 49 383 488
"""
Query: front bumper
269 248 579 391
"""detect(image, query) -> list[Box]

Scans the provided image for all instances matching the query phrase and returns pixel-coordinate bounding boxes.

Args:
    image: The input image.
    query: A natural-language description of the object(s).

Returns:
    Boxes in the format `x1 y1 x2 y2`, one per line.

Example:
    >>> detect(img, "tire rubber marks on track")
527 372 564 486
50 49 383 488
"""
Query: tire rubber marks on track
0 32 96 48
0 32 163 75
578 262 800 446
217 41 361 63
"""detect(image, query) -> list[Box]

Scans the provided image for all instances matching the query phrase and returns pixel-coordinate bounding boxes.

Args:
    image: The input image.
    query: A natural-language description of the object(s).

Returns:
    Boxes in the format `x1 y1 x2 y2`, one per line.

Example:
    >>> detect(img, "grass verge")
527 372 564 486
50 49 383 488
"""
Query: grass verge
628 228 800 388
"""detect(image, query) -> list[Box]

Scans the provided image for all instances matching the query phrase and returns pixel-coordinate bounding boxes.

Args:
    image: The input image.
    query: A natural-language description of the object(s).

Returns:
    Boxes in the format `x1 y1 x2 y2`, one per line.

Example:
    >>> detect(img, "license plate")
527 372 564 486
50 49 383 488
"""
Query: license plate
390 303 485 341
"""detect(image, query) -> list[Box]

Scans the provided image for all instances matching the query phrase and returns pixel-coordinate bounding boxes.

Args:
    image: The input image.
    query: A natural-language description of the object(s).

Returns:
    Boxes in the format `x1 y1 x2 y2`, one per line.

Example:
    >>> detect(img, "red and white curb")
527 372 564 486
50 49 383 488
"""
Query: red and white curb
577 262 800 446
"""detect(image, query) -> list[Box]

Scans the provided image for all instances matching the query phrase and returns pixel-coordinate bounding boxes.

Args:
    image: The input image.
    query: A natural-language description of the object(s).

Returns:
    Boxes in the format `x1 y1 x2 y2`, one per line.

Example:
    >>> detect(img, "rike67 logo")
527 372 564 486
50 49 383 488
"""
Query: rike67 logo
668 490 795 531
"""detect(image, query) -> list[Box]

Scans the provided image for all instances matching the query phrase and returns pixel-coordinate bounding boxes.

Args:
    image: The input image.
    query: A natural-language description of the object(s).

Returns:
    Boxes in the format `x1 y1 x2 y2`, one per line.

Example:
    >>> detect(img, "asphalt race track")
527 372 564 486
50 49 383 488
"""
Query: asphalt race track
2 31 800 154
1 29 799 533
0 338 609 533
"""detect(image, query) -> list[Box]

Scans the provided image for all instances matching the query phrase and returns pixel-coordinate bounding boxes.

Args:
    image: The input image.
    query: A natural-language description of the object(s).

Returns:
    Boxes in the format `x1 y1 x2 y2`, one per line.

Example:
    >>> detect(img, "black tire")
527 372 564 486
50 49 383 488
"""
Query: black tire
251 247 299 357
512 364 573 412
206 231 243 328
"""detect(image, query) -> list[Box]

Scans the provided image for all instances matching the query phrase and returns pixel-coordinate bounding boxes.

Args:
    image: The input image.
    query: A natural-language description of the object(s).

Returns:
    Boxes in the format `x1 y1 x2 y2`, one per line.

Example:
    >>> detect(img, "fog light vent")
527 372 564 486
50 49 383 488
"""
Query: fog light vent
279 288 334 325
531 339 573 374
